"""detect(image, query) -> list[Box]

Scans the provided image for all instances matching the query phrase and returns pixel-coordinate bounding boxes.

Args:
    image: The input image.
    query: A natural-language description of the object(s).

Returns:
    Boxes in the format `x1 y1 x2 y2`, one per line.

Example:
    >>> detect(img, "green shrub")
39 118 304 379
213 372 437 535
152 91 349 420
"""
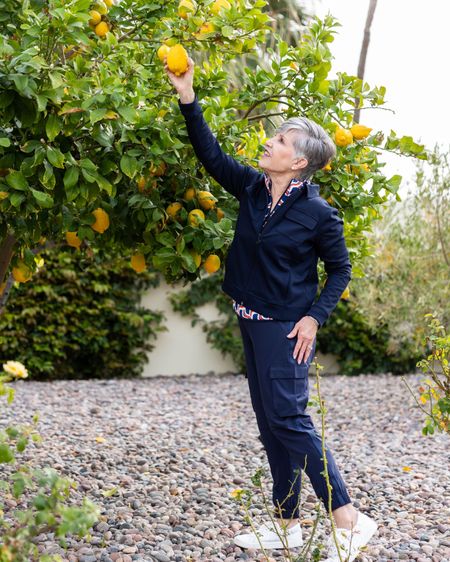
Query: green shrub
0 246 165 379
317 300 421 375
0 363 99 561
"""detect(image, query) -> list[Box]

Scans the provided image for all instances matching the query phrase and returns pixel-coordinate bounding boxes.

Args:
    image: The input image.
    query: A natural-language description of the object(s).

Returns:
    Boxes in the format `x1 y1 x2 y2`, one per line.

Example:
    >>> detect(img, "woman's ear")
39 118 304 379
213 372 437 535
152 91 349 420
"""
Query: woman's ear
291 156 308 171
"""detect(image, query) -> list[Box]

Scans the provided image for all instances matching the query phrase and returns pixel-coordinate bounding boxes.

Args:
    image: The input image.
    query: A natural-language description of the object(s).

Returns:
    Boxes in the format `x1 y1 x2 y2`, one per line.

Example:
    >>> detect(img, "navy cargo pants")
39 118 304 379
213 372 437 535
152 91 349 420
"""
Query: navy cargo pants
238 316 352 519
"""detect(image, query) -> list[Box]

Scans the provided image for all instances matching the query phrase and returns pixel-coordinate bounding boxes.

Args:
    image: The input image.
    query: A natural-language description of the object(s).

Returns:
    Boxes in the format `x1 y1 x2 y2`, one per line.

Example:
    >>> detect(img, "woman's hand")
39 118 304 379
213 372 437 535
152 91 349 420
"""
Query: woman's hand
287 316 318 364
164 55 195 104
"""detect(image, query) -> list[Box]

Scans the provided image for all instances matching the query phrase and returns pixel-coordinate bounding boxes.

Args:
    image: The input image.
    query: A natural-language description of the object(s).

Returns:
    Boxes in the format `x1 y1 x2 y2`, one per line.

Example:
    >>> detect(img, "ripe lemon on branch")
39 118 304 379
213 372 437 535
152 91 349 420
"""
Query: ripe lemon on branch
197 190 217 210
157 44 170 63
66 231 82 249
178 0 196 19
188 209 205 227
350 124 372 140
166 202 183 219
211 0 231 15
130 253 146 273
334 127 353 147
12 262 32 283
95 21 110 38
91 208 110 233
166 44 189 76
204 254 221 274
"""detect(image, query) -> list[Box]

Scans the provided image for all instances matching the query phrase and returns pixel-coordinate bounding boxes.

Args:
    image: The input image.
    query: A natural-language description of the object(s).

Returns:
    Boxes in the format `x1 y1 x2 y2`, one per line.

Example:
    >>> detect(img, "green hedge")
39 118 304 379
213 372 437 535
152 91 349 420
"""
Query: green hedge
0 246 165 379
170 272 421 375
316 300 421 375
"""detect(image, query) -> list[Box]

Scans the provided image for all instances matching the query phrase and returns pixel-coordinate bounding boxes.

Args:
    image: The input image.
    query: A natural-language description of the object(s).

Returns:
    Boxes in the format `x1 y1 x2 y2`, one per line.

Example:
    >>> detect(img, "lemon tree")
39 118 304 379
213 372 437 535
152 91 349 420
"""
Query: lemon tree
0 0 427 303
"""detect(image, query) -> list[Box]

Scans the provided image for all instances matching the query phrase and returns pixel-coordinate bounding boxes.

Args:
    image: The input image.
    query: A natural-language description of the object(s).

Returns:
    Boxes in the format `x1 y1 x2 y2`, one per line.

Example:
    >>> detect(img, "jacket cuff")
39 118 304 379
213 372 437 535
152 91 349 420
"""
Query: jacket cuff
304 309 326 329
178 95 201 116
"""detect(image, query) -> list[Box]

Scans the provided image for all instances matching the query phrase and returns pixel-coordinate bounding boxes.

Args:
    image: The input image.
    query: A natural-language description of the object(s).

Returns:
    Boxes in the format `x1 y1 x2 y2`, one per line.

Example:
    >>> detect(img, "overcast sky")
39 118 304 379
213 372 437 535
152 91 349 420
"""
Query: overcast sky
303 0 450 191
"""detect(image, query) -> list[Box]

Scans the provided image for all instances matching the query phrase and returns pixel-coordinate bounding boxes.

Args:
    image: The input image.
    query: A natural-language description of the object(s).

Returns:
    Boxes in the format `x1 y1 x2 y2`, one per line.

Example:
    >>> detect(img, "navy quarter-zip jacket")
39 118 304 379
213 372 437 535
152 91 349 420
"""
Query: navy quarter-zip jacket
179 97 352 327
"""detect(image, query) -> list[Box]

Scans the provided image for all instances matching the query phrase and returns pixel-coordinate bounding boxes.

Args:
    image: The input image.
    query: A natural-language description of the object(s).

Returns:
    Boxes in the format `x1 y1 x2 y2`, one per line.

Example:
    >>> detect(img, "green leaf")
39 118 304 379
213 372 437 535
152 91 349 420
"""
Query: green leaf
10 192 25 207
120 154 138 179
96 174 113 195
31 188 54 208
0 443 14 463
40 160 56 190
64 167 79 189
0 137 11 147
118 107 139 124
45 114 62 142
46 146 65 168
6 171 28 191
89 108 107 125
156 231 176 247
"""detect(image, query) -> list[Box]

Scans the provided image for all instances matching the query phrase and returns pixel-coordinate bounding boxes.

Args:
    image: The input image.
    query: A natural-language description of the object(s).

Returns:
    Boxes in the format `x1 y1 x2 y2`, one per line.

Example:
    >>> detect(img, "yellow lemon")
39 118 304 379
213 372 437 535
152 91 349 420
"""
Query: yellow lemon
167 44 189 76
188 208 205 227
341 287 350 300
95 21 109 37
184 187 196 201
189 249 202 268
91 208 110 233
93 2 108 15
197 190 217 210
178 0 196 19
66 231 81 249
166 202 183 219
137 176 147 192
195 22 216 39
150 161 167 177
12 262 32 283
334 127 353 147
104 0 114 6
89 10 102 25
0 191 8 200
350 124 372 140
203 254 221 274
157 44 170 63
130 253 146 273
211 0 231 15
216 207 225 220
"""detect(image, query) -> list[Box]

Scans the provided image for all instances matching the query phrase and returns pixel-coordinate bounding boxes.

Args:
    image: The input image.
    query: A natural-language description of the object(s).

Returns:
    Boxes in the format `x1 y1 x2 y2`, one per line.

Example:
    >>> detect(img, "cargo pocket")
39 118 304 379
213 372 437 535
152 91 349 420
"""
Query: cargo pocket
269 366 308 417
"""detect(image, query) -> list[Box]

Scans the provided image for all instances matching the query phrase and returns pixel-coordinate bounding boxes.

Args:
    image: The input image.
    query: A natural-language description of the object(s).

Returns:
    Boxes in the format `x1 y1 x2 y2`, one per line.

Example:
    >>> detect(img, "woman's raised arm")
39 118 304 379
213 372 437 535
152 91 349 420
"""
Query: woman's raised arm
165 56 261 200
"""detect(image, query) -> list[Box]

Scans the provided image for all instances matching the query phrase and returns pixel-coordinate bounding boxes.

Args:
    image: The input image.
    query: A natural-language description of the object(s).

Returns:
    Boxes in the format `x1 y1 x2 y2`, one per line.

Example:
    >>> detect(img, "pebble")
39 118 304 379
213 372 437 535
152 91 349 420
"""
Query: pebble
2 373 449 561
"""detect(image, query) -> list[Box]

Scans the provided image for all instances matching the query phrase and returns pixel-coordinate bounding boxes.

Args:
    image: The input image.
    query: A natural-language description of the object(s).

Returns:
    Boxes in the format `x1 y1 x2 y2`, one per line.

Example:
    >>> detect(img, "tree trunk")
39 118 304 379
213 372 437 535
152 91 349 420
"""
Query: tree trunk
0 232 16 315
354 0 378 123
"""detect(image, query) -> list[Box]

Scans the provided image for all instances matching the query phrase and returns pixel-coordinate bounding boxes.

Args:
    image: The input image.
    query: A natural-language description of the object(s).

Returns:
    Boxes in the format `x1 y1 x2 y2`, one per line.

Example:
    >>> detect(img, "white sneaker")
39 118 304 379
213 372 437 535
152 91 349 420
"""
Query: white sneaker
233 520 303 550
323 511 378 562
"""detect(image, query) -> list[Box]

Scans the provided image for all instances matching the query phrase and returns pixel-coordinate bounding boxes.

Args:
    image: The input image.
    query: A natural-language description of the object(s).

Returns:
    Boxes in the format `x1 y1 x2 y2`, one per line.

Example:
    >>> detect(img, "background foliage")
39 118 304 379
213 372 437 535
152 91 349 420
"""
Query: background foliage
353 149 450 350
0 245 164 379
0 0 426 289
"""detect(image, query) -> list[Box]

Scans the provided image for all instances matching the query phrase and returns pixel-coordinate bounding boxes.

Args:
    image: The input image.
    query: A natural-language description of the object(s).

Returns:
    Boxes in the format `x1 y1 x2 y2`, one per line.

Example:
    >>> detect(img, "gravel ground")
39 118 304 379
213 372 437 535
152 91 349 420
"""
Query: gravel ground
1 372 449 562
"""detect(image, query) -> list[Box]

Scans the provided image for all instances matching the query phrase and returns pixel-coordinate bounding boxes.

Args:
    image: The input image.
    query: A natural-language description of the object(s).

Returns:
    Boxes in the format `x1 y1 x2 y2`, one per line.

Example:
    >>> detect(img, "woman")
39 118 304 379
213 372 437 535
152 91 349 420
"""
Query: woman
165 57 377 561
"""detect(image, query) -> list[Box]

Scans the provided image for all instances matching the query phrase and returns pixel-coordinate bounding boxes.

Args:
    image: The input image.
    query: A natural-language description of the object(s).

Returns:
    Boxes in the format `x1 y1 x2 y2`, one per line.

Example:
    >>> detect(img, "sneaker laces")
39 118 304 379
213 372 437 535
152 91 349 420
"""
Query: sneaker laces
326 527 361 558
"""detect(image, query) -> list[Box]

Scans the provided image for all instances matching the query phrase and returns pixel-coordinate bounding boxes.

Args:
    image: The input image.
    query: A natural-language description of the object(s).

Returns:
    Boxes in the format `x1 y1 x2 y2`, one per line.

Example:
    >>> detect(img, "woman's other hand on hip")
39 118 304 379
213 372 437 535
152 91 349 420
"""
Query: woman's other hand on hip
287 316 318 365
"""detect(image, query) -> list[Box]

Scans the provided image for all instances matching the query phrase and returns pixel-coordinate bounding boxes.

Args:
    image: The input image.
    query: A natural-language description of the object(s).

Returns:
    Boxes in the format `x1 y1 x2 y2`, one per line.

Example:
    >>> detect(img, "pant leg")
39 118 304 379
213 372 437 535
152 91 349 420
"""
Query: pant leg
240 317 352 512
238 316 302 519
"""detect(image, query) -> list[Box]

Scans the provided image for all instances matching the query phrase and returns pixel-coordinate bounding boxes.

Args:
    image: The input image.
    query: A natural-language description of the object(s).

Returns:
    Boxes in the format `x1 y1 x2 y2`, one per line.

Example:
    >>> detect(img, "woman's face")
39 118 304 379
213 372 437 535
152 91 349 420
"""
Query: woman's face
258 130 307 175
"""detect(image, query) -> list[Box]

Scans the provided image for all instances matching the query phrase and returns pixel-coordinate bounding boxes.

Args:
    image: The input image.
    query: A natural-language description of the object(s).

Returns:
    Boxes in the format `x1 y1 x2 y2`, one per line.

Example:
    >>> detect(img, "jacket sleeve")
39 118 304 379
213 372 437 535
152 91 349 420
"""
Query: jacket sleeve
178 97 262 200
306 206 352 327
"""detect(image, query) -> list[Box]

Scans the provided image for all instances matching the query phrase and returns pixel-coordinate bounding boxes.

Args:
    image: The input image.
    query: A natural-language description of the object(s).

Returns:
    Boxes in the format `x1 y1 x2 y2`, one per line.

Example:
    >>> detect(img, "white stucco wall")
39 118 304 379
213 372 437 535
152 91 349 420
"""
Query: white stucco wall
141 280 340 377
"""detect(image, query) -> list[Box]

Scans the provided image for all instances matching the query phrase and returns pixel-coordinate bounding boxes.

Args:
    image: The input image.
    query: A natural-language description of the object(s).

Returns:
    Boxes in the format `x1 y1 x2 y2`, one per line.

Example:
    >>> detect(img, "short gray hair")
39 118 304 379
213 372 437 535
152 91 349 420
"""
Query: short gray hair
276 117 336 180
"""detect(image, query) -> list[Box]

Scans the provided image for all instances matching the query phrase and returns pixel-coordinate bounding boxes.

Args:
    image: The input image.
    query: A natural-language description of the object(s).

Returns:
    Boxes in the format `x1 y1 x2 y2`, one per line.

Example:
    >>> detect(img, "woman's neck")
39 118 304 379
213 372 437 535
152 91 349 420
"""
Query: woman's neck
267 172 298 197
